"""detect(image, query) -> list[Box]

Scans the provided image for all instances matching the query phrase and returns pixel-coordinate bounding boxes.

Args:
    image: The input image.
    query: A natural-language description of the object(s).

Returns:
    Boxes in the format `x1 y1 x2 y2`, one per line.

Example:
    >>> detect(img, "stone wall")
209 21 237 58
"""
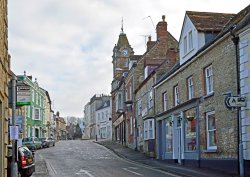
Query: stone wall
155 35 238 159
0 0 9 176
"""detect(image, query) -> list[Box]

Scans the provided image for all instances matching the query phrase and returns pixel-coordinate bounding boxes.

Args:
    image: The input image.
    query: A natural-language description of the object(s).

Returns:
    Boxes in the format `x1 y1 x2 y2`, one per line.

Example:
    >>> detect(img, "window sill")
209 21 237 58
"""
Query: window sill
183 48 195 58
203 92 214 99
203 149 217 153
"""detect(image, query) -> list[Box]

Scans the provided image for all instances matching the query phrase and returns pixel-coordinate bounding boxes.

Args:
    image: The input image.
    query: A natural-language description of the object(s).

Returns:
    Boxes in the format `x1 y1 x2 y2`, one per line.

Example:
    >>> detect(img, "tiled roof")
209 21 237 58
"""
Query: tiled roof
130 55 142 61
155 62 180 85
187 11 235 32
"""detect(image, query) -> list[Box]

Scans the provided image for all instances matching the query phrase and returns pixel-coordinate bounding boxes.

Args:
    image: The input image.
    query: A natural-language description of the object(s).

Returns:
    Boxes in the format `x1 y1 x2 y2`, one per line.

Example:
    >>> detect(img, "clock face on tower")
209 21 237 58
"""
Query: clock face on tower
122 48 128 56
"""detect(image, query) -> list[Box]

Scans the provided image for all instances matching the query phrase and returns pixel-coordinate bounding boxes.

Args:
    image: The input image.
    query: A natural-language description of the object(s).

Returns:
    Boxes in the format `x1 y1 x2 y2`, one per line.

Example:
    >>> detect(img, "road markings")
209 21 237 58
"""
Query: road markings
47 161 57 175
76 169 95 177
122 167 143 176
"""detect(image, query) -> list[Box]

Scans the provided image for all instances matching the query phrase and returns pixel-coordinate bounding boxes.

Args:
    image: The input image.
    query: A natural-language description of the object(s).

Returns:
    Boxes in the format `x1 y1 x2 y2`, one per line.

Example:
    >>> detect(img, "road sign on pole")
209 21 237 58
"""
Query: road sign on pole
225 96 246 108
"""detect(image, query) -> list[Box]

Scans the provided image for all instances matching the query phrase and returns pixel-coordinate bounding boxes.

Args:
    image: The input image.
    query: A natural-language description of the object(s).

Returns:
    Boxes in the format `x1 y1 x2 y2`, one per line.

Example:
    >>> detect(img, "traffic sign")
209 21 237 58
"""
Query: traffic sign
225 96 246 108
16 85 31 105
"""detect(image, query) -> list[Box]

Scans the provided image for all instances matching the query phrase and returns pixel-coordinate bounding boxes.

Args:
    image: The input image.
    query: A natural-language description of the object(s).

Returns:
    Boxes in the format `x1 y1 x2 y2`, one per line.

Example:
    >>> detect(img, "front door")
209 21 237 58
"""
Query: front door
174 115 182 164
176 127 181 163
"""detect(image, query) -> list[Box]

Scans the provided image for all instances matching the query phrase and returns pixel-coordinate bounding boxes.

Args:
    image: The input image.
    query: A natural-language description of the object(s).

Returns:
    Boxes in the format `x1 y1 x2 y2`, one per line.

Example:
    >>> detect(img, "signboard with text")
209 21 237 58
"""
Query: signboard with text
10 126 19 140
225 96 246 109
17 85 31 105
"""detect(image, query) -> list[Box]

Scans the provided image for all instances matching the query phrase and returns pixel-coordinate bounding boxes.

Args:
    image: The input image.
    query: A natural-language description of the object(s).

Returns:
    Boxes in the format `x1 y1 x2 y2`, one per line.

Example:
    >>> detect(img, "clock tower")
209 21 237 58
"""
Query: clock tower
112 22 134 81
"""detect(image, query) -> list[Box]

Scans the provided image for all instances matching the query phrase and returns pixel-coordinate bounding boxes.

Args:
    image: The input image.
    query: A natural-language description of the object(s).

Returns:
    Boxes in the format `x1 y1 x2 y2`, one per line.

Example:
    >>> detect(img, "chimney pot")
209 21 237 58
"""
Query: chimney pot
162 15 165 21
148 35 151 41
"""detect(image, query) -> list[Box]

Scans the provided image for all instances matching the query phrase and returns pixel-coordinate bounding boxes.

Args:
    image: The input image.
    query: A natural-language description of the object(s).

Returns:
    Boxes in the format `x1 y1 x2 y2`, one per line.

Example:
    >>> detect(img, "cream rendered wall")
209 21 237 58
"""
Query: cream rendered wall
239 26 250 160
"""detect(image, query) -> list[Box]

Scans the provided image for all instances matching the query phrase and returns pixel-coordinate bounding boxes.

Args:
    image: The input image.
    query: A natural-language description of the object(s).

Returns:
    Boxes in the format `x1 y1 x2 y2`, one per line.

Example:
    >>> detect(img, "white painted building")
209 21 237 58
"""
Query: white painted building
239 20 250 173
95 99 112 139
83 102 91 139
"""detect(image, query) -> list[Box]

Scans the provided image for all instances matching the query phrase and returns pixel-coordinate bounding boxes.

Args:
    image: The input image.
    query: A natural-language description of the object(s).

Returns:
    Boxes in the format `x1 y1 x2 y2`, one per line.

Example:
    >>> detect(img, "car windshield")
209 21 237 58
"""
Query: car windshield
23 138 32 142
19 147 32 156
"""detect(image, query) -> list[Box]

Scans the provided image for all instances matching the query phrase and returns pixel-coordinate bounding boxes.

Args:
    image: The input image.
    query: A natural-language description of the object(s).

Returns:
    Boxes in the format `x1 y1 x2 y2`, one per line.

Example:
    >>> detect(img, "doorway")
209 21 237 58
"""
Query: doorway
175 115 182 164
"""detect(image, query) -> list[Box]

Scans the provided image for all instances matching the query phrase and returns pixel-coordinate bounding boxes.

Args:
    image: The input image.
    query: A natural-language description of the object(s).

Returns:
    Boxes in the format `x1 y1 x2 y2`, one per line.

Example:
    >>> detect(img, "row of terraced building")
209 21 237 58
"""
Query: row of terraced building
111 4 250 176
0 1 67 176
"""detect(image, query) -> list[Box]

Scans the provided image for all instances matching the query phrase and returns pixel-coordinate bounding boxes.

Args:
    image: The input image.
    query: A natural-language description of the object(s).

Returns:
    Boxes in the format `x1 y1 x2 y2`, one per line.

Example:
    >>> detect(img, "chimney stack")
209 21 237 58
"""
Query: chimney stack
156 15 168 41
146 35 155 51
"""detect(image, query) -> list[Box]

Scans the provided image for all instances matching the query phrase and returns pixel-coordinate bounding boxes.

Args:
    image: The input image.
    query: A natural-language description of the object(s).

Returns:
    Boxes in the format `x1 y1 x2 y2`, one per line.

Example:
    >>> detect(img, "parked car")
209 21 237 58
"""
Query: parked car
7 145 35 177
22 137 42 150
41 137 55 148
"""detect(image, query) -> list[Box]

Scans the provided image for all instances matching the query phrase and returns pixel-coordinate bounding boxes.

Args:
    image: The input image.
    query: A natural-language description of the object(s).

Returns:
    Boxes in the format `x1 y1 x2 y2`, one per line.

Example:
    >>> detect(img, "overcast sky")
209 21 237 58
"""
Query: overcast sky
8 0 250 118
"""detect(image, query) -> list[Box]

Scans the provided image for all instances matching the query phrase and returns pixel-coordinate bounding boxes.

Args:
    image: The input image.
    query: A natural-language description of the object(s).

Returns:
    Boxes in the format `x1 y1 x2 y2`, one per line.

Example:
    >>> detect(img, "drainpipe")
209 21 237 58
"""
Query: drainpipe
231 28 244 177
196 99 200 168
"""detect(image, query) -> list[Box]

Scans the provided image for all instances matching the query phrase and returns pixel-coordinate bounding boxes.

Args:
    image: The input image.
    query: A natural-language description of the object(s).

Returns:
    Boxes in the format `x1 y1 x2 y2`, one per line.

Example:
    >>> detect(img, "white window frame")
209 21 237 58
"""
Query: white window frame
148 90 153 109
125 89 128 101
184 36 187 54
129 85 132 100
163 92 167 111
102 112 104 121
144 66 149 79
28 126 30 137
115 92 123 112
130 116 133 135
188 31 193 50
205 65 213 95
144 119 155 140
137 99 142 115
174 85 179 106
27 106 30 118
36 93 38 105
187 76 194 100
32 90 34 102
206 111 217 150
144 121 148 140
34 108 40 120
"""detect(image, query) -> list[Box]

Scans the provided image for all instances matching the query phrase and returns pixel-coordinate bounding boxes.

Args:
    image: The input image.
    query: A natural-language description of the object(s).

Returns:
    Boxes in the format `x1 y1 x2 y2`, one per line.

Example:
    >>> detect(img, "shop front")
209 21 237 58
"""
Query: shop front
156 98 200 166
113 114 126 144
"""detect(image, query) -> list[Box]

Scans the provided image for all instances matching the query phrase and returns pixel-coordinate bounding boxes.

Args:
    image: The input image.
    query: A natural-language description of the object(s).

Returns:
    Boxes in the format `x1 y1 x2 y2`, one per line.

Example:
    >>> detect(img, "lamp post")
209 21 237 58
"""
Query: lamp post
10 75 18 177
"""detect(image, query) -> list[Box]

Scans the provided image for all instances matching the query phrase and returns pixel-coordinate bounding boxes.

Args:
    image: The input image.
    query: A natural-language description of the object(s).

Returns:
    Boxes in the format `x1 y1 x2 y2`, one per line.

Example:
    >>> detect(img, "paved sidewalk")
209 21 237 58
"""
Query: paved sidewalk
31 152 49 177
95 140 239 177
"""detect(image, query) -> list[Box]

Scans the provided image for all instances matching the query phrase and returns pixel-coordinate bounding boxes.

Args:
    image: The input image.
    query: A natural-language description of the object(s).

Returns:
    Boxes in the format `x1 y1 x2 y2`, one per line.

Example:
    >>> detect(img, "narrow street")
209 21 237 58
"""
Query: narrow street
34 140 180 177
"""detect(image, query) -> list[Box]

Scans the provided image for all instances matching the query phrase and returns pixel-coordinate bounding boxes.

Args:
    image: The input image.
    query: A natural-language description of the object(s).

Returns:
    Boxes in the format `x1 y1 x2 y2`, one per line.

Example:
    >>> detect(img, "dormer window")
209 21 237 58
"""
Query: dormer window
144 65 157 79
184 36 187 54
188 31 193 50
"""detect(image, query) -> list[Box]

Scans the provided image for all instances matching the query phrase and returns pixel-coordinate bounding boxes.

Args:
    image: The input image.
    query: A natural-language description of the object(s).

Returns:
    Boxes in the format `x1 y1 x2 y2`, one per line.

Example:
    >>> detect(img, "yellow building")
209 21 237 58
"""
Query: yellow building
55 112 67 140
0 0 10 176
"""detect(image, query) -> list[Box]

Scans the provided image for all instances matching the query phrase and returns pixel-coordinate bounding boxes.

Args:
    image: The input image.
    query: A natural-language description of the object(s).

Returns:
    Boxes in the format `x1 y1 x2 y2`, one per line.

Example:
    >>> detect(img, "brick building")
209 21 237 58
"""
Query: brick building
0 0 10 176
111 25 134 144
133 16 178 156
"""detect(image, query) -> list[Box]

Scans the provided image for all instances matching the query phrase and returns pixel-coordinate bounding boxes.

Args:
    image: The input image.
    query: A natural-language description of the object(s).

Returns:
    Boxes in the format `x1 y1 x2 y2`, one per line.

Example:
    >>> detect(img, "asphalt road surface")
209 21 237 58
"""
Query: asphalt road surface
36 140 181 177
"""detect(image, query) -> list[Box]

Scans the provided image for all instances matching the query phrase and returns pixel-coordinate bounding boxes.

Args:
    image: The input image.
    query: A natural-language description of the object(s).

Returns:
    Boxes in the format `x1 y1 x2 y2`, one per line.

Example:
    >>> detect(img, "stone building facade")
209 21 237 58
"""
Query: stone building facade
83 94 110 139
133 16 178 156
55 112 67 140
153 8 250 174
0 0 9 176
111 26 134 144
